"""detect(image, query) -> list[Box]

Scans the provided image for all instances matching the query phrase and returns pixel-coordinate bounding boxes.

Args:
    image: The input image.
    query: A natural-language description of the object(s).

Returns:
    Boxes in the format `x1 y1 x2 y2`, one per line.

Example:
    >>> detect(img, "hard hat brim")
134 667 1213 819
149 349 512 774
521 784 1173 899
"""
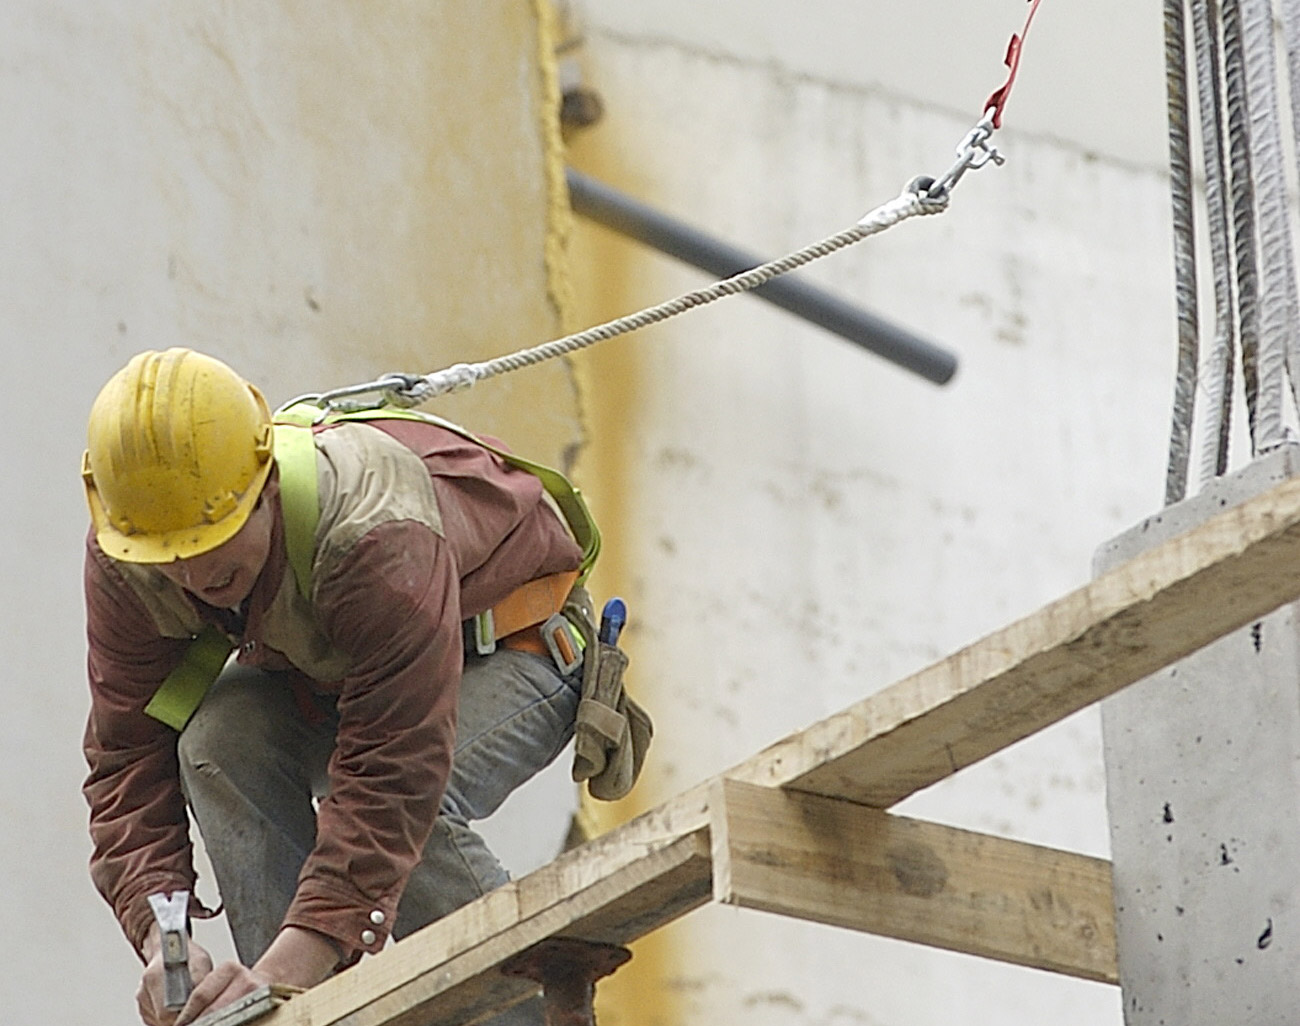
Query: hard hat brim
86 455 274 564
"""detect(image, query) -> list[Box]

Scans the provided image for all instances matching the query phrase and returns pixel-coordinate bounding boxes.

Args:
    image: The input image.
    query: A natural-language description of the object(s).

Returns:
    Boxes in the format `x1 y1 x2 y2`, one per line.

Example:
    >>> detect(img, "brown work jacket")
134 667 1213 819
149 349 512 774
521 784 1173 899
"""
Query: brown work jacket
82 419 582 964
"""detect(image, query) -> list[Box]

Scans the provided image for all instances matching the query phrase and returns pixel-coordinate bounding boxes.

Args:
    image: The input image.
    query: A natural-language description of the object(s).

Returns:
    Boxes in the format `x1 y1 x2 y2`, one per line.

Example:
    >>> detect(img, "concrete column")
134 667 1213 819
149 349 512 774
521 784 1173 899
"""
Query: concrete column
1096 446 1300 1023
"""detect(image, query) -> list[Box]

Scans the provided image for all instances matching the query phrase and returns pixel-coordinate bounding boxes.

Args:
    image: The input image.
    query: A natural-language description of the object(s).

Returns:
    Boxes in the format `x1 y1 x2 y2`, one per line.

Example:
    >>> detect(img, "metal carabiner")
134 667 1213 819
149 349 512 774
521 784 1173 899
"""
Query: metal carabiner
311 372 427 412
922 116 1004 201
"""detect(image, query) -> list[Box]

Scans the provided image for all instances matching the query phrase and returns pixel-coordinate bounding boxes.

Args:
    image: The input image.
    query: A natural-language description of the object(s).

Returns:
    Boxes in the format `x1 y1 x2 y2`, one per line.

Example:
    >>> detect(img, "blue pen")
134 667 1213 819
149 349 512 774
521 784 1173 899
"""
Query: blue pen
598 597 627 645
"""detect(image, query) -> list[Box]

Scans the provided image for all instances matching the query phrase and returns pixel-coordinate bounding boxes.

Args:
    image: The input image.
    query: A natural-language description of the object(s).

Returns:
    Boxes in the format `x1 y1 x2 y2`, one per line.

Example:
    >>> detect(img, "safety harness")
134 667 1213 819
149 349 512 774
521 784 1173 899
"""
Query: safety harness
143 405 600 732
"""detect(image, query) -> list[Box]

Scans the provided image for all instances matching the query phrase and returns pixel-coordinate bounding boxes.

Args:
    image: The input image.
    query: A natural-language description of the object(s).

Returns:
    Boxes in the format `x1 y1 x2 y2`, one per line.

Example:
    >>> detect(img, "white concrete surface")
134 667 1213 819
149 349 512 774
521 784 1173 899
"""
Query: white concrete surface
1098 448 1300 1025
1 1 1183 1024
570 0 1168 168
563 2 1174 1022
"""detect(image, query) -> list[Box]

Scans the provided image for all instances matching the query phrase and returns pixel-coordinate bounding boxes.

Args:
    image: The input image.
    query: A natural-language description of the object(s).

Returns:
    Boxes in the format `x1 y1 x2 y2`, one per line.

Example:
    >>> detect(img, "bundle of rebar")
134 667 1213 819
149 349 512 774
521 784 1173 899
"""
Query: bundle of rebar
1163 0 1300 504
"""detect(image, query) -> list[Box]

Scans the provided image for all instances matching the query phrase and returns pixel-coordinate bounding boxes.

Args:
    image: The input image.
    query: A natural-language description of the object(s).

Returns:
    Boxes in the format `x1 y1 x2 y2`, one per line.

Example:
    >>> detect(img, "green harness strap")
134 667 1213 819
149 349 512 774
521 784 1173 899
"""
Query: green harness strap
268 417 321 599
143 406 599 731
142 624 236 732
141 422 317 732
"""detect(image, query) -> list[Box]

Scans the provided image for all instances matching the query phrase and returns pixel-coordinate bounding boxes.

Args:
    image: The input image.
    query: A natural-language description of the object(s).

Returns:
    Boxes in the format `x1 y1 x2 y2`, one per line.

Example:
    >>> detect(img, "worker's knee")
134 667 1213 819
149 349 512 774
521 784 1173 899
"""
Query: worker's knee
177 665 294 777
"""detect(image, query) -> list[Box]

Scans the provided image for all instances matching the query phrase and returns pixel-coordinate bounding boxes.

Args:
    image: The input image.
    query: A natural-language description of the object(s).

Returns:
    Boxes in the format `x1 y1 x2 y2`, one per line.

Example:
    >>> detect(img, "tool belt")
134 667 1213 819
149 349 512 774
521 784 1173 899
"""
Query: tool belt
466 576 652 801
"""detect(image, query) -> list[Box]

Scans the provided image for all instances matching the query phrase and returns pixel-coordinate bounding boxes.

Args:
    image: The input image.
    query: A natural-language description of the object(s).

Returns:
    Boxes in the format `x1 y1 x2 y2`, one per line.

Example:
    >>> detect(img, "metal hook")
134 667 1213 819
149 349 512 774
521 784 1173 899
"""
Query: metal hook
921 116 1004 201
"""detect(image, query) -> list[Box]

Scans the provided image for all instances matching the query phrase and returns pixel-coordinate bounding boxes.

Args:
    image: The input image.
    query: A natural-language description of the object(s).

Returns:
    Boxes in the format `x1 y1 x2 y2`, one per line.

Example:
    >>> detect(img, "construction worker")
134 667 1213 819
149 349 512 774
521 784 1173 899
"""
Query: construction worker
81 348 632 1025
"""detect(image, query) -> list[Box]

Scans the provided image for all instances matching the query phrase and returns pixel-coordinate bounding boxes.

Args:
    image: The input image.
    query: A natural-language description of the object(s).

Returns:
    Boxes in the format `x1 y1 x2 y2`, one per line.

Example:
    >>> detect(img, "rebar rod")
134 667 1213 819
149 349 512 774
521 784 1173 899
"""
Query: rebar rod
1240 0 1297 448
1273 0 1300 420
1190 0 1238 482
1164 0 1201 505
1222 0 1265 453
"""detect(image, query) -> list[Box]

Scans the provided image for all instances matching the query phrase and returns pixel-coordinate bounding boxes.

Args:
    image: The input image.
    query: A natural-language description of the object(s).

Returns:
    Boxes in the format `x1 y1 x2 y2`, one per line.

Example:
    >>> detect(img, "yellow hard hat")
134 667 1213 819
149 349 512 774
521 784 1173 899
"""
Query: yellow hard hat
83 348 274 563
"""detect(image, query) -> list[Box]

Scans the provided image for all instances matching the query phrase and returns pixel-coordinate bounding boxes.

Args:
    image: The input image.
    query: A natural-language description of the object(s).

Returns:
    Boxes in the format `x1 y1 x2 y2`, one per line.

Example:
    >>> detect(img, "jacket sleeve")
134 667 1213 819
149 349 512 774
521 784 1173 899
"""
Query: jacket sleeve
282 519 461 962
82 535 196 958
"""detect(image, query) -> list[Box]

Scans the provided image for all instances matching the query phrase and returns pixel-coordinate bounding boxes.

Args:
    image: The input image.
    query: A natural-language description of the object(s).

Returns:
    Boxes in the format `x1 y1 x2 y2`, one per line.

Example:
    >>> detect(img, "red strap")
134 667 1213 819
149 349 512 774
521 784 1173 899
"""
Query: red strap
984 0 1043 128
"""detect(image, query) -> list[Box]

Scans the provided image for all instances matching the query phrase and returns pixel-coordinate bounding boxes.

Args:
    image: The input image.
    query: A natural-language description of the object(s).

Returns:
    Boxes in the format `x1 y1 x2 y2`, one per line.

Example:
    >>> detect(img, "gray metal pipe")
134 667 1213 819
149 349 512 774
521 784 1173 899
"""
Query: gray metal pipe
565 168 958 385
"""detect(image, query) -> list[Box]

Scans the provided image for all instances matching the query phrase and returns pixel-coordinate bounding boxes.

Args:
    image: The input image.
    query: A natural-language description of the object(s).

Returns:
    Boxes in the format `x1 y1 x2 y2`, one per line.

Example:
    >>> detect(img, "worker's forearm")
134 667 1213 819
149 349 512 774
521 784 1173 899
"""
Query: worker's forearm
252 926 340 990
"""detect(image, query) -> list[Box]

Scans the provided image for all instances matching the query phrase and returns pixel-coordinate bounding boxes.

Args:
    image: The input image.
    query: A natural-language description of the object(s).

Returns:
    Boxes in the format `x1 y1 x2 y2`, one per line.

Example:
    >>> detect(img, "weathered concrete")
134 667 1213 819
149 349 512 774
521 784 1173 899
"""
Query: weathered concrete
1097 447 1300 1025
566 6 1165 1022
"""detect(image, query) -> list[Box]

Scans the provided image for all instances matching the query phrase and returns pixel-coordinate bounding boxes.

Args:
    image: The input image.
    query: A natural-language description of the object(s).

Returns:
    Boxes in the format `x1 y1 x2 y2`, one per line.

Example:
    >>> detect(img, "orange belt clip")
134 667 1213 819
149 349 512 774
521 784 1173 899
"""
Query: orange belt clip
539 613 584 675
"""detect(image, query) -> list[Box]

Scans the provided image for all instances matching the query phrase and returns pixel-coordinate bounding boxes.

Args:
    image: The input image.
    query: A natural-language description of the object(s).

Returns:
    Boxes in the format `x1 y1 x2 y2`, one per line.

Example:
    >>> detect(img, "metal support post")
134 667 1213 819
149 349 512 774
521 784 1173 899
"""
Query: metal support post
501 938 632 1026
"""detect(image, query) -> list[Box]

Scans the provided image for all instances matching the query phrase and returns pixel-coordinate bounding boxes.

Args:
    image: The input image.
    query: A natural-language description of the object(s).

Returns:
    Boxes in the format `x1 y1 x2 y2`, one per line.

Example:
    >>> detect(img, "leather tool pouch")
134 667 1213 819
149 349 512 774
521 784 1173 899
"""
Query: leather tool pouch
565 588 653 800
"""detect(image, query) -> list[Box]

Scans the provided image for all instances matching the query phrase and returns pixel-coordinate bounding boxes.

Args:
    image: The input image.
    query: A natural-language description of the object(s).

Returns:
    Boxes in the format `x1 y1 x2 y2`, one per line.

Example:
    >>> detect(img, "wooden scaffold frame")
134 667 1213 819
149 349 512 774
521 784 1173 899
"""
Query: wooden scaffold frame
196 465 1300 1026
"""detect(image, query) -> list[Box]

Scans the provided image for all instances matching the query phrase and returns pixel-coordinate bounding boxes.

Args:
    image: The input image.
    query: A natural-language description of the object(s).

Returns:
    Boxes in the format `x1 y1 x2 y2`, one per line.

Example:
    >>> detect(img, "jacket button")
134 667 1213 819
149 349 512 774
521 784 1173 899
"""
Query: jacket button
361 929 377 946
370 910 385 925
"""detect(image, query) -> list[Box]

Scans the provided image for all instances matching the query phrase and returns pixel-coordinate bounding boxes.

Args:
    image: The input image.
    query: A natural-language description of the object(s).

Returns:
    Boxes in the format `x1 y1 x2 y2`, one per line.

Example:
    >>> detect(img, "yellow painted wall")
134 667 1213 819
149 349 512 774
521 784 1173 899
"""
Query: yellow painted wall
563 89 685 1026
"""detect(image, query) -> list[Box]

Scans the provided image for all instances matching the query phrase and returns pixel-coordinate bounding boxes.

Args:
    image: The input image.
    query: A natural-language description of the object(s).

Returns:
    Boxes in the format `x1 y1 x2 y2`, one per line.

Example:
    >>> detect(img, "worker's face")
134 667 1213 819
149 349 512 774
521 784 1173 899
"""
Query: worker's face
156 497 273 607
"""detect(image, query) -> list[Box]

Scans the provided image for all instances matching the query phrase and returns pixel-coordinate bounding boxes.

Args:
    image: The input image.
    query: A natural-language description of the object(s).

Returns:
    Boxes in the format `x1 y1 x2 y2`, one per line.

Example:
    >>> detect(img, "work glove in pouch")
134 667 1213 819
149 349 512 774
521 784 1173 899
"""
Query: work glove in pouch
565 587 652 800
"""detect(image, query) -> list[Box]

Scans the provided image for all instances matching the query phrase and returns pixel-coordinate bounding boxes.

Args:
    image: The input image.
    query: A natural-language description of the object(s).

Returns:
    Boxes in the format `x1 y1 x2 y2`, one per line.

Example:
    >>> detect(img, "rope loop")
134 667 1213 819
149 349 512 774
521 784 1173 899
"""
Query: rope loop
395 363 482 405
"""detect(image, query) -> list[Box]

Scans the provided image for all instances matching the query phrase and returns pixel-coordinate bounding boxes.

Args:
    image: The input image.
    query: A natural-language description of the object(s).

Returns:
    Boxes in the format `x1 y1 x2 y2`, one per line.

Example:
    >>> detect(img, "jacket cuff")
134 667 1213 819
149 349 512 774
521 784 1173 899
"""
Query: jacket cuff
285 877 401 964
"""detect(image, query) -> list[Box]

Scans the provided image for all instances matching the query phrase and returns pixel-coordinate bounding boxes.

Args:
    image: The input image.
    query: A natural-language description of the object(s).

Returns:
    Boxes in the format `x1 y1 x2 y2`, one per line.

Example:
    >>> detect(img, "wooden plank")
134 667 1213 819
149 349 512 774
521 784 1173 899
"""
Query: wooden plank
258 788 713 1026
730 474 1300 806
224 475 1300 1026
712 779 1117 984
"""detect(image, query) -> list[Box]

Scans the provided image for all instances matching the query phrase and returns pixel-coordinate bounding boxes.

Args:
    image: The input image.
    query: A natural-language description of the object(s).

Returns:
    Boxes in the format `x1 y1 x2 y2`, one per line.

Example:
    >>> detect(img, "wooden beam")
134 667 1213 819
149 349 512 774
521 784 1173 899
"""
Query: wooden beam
730 474 1300 806
711 779 1117 984
257 789 713 1026
238 475 1300 1025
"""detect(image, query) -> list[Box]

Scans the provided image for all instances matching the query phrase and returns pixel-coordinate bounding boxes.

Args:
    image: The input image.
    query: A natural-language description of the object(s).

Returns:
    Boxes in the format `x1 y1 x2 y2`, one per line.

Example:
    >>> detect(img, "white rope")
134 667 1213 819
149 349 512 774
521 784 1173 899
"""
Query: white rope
399 190 946 405
303 116 1004 413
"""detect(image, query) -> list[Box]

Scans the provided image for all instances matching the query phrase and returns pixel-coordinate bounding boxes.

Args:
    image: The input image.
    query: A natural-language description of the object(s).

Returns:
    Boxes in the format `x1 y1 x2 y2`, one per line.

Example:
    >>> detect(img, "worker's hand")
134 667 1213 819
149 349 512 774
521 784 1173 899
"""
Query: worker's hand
172 960 273 1026
136 934 213 1026
167 925 337 1025
136 923 336 1026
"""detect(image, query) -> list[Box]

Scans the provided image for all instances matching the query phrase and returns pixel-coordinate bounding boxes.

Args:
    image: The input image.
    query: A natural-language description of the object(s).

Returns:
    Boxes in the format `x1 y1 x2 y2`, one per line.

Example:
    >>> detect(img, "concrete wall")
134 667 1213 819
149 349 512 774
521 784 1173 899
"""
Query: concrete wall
2 1 1179 1024
565 1 1169 1023
0 4 576 1023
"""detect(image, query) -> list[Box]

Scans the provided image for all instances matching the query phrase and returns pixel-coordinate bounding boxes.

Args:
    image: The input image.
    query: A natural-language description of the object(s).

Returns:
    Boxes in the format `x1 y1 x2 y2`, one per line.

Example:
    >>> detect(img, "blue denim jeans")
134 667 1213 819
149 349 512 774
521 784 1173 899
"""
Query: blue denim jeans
177 647 581 1025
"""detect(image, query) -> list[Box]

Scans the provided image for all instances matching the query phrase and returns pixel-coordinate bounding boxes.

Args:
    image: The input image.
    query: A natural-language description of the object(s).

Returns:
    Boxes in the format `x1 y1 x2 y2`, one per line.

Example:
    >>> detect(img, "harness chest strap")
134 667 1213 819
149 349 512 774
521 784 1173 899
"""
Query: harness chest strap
143 625 236 732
